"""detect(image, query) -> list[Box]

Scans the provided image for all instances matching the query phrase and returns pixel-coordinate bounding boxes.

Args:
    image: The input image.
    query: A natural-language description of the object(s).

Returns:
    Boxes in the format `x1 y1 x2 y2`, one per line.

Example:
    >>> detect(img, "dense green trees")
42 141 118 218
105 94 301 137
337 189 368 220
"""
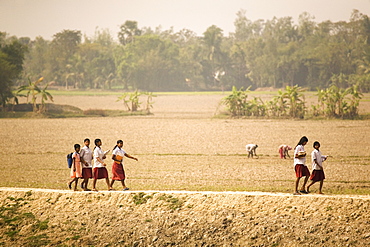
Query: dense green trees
1 9 370 104
0 32 27 107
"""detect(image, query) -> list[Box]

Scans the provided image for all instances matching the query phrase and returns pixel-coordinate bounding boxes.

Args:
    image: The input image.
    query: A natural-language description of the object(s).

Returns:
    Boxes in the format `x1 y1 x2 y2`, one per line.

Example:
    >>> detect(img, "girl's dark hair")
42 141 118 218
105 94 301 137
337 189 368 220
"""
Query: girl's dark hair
74 144 80 150
296 136 308 148
313 141 320 148
94 139 101 150
113 140 123 150
84 138 90 143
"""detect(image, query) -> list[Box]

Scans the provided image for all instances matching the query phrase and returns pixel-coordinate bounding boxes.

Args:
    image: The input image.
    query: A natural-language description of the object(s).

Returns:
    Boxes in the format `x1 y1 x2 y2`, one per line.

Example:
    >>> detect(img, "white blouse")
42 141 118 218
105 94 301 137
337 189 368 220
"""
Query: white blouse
80 146 93 168
93 147 105 168
311 149 327 170
112 147 126 163
294 145 306 166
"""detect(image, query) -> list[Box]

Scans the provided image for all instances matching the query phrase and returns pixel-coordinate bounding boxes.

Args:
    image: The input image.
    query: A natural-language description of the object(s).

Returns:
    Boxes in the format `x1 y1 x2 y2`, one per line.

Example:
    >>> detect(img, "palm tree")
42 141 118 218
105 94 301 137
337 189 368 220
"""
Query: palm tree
345 84 363 118
17 77 53 113
222 86 250 117
38 83 54 113
17 77 43 112
116 90 144 112
283 85 306 118
273 89 288 116
116 93 131 111
144 92 157 114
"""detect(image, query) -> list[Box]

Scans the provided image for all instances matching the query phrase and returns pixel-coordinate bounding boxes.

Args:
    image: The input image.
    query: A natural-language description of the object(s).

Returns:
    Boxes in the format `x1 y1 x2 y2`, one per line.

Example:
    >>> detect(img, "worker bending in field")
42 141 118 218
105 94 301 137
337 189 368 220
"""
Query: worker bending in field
278 144 292 159
246 144 258 158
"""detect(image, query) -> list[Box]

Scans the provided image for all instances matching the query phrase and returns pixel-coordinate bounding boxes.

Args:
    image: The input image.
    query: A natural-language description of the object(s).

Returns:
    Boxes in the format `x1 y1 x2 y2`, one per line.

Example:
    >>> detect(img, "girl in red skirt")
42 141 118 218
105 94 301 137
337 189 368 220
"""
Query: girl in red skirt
80 138 93 191
110 140 138 191
92 139 112 192
293 136 310 195
307 141 328 194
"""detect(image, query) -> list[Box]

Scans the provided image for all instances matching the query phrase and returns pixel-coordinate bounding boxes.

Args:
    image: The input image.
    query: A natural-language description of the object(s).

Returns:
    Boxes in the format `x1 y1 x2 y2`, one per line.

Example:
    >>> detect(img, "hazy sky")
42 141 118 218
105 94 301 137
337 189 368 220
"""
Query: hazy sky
1 0 370 40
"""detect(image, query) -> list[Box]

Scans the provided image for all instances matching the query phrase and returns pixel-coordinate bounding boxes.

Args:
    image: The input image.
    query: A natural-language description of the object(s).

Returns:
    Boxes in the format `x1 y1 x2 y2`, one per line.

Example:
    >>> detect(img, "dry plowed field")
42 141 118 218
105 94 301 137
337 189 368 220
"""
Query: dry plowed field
0 93 369 246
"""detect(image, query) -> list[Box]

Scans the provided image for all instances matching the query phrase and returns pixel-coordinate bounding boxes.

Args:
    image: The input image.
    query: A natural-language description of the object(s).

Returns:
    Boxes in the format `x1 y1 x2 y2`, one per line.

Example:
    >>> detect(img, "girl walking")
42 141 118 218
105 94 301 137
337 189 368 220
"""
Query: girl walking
110 140 138 190
80 138 93 191
92 139 112 192
307 141 328 194
293 136 310 195
68 144 83 191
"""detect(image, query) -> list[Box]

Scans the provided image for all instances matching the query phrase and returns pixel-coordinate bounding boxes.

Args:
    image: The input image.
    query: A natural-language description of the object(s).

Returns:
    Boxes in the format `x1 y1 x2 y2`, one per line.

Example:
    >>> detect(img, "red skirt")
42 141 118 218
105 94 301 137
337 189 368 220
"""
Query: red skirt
112 162 125 181
295 164 310 178
82 168 93 179
93 167 108 179
279 148 284 158
310 170 325 181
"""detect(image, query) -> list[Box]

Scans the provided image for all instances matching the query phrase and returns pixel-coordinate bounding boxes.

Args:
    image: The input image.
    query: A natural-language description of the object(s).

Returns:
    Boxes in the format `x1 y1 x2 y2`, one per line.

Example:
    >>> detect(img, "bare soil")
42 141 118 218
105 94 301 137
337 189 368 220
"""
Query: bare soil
0 188 369 246
0 93 370 246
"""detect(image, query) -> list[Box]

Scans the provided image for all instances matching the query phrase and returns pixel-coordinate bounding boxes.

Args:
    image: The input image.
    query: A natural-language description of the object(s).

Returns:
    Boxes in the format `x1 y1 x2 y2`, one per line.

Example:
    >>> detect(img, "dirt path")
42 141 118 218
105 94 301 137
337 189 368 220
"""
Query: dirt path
1 187 369 199
1 188 369 246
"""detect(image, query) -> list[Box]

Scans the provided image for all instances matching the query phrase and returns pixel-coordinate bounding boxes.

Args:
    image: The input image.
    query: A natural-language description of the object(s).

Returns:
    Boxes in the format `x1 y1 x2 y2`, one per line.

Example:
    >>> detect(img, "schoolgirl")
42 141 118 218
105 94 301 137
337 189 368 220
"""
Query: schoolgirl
80 138 93 191
68 144 83 191
92 139 112 191
293 136 310 195
307 141 328 194
110 140 138 191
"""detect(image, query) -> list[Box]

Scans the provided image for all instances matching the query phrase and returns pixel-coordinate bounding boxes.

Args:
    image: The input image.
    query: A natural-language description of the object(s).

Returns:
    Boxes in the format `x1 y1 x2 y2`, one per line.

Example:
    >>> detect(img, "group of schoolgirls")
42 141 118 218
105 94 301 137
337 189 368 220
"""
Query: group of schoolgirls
68 138 138 192
293 136 328 195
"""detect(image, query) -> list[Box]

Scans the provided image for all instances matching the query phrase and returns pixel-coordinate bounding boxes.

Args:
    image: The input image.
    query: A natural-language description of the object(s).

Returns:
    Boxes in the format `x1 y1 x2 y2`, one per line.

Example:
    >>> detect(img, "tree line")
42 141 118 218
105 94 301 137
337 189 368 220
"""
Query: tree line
1 9 370 108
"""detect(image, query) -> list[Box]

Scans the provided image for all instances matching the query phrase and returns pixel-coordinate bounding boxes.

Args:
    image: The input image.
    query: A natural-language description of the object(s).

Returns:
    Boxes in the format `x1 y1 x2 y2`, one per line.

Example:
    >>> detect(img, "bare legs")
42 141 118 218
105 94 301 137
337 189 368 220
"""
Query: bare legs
68 178 79 191
307 180 324 194
81 178 91 191
92 177 112 191
110 180 128 190
294 176 309 194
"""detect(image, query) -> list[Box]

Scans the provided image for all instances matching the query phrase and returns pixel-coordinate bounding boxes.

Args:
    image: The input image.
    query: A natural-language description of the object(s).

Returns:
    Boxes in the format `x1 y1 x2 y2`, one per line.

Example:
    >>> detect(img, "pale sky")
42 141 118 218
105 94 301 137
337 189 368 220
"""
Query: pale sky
1 0 370 40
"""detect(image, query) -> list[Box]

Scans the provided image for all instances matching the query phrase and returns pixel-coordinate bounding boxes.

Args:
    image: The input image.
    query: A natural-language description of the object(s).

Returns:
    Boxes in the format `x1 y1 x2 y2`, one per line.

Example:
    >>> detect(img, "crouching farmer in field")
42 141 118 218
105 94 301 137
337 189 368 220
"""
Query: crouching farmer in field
278 144 292 159
246 144 258 158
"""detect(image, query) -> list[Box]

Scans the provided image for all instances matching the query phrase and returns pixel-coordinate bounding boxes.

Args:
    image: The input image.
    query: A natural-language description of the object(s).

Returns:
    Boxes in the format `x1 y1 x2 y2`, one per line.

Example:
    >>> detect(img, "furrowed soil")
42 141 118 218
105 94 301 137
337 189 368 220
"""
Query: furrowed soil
0 92 370 246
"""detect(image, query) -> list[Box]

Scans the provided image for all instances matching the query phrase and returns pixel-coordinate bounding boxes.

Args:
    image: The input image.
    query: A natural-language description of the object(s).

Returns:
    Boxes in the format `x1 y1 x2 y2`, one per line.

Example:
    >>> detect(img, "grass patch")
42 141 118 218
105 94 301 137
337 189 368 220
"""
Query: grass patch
132 192 153 205
158 194 184 210
0 103 151 118
48 89 232 96
0 196 51 244
26 234 50 246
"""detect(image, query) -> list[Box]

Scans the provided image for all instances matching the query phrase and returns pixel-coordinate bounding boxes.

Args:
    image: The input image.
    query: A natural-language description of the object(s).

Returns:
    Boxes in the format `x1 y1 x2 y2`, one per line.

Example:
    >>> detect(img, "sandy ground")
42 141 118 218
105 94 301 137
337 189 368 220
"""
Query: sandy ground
1 93 370 246
0 188 370 246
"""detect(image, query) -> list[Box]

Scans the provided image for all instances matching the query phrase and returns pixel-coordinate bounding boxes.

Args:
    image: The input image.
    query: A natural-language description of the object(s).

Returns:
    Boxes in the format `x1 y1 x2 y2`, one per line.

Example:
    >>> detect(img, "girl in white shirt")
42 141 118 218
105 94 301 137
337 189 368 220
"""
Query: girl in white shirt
92 139 112 192
80 138 93 191
110 140 138 191
293 136 310 195
307 141 328 194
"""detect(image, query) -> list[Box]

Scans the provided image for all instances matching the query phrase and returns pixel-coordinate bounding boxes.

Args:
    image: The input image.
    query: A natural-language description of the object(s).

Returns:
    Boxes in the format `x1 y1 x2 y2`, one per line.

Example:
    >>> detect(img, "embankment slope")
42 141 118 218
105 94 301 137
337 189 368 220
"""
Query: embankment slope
0 188 369 246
